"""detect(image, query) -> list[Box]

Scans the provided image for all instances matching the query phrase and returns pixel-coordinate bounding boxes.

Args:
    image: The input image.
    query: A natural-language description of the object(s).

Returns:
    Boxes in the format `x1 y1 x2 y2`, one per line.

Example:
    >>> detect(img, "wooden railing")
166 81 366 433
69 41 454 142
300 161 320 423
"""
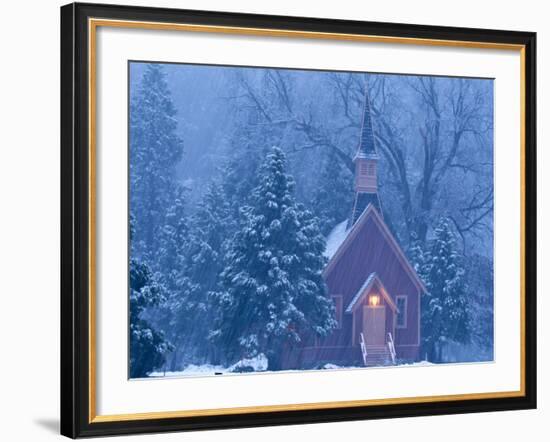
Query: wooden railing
387 332 396 364
360 332 368 366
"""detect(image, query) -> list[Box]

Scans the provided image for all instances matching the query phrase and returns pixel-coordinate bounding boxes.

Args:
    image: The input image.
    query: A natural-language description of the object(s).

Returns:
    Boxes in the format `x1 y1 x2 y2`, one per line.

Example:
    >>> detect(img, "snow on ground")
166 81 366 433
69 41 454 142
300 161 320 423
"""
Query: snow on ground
149 357 432 378
149 354 268 378
149 364 226 377
320 360 433 370
399 360 433 367
321 363 343 370
324 220 349 259
229 354 268 372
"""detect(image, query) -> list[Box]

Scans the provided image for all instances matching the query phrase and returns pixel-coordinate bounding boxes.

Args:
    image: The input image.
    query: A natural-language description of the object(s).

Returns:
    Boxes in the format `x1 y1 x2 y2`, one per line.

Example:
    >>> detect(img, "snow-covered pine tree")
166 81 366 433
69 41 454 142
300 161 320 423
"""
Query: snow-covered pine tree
129 64 184 265
222 141 267 222
157 184 188 291
148 184 193 371
420 218 471 362
186 181 235 293
408 232 429 279
210 147 337 371
464 253 494 359
408 233 433 360
129 64 189 371
169 181 235 366
129 258 174 377
129 216 173 378
312 150 354 236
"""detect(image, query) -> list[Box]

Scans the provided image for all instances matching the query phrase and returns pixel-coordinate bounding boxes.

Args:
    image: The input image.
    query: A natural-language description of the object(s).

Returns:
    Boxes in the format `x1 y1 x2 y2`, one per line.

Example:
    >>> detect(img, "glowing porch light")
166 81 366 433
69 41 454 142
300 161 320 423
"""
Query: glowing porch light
369 294 380 307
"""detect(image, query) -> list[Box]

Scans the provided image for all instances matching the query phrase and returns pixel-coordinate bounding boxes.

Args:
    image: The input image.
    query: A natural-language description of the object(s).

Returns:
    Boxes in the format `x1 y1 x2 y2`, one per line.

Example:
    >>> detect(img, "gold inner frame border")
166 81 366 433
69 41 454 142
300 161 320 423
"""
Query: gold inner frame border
87 17 527 424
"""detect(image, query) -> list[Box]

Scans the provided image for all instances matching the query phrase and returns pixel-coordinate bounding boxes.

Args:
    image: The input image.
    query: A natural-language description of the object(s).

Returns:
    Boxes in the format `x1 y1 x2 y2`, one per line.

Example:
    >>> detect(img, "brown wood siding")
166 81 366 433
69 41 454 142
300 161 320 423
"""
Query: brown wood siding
385 300 395 340
300 346 363 367
353 305 363 346
394 289 420 346
317 315 353 347
325 216 419 346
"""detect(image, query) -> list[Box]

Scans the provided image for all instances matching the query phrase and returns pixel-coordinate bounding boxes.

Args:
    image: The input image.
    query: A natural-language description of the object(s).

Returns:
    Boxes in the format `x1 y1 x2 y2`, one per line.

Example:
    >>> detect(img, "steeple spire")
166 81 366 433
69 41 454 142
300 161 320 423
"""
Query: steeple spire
354 88 379 161
348 81 382 228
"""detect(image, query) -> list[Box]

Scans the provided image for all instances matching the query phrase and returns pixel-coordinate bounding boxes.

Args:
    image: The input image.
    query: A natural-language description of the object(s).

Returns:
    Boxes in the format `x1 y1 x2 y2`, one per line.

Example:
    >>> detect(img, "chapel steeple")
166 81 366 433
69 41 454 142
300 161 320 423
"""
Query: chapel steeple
348 84 382 228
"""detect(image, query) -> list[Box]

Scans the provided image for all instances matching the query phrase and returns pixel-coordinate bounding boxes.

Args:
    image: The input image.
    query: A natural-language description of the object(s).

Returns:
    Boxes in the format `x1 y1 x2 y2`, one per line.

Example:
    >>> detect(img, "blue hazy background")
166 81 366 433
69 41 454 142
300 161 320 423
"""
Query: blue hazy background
128 62 494 378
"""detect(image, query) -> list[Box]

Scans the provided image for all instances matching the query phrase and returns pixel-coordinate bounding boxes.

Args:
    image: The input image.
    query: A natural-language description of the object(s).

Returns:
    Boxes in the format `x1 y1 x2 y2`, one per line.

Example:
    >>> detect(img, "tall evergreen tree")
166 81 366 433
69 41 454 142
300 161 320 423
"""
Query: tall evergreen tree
149 185 192 371
312 150 354 236
417 218 471 362
129 64 191 372
408 232 428 277
129 217 173 378
464 254 494 359
129 64 185 265
210 147 337 370
157 185 189 292
169 181 235 366
222 141 267 221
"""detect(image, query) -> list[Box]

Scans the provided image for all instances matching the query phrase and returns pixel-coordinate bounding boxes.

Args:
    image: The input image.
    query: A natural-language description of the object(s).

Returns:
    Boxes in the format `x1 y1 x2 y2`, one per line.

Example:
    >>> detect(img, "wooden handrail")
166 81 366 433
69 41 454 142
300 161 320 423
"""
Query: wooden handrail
387 332 396 364
360 332 368 366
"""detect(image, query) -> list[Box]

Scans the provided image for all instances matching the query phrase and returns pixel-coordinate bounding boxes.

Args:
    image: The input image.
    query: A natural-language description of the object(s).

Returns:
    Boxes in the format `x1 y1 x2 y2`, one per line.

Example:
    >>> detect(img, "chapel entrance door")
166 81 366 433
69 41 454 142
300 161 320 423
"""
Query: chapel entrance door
363 305 386 346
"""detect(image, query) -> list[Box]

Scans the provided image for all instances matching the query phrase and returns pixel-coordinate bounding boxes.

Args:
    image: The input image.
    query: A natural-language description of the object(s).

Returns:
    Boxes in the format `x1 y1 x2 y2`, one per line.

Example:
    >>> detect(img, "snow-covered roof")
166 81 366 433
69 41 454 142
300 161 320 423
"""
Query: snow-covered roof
323 220 350 259
345 272 377 313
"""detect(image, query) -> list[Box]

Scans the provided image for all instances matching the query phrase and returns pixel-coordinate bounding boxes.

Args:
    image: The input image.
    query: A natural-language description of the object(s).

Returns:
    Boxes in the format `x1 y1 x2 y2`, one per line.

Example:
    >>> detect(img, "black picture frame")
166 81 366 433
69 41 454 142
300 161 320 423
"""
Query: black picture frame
60 2 537 438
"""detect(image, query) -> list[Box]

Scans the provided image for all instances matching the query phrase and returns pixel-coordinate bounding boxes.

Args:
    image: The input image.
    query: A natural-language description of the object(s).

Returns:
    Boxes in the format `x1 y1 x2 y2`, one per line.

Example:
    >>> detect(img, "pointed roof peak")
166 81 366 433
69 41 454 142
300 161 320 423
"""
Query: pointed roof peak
322 204 427 294
354 82 379 161
345 272 399 314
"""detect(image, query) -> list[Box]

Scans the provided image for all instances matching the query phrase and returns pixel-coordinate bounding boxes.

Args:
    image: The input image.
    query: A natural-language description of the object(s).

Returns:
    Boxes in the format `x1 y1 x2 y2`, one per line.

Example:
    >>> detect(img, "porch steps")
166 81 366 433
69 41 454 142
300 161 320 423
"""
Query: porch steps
364 345 394 367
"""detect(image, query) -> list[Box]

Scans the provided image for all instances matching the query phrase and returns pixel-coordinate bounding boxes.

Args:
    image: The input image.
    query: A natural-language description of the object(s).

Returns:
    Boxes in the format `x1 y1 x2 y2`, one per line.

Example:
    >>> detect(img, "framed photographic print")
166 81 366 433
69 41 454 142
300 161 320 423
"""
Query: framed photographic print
60 2 537 438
